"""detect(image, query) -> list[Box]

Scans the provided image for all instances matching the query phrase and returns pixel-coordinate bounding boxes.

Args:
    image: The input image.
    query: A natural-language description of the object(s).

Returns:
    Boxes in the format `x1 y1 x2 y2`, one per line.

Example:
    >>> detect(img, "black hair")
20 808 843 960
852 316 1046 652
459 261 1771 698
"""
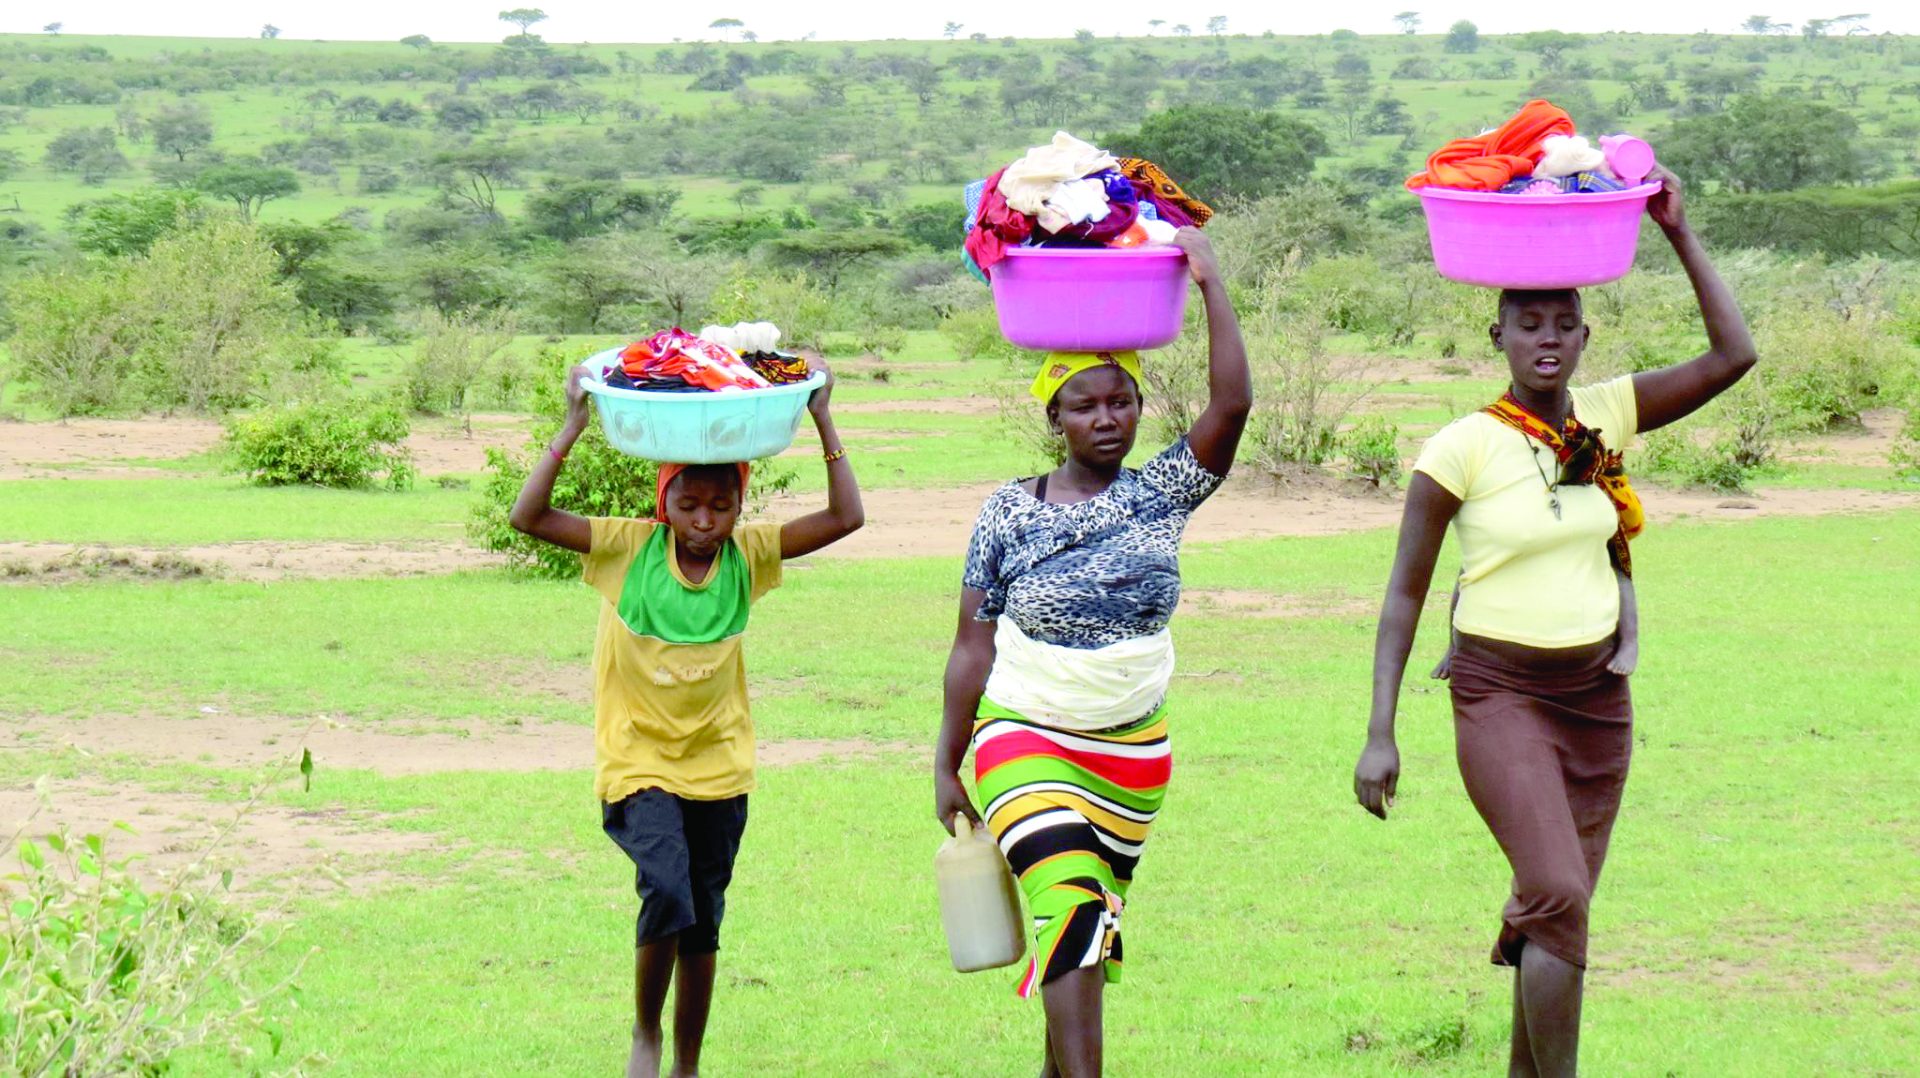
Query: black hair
670 463 743 499
1497 288 1583 324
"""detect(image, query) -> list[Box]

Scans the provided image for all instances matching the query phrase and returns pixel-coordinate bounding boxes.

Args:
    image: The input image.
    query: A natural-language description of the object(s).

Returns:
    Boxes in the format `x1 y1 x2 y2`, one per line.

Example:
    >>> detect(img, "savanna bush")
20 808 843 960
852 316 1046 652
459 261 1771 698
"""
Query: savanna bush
1 791 315 1075
1342 415 1404 488
226 398 414 489
403 307 519 415
708 269 833 352
5 218 329 415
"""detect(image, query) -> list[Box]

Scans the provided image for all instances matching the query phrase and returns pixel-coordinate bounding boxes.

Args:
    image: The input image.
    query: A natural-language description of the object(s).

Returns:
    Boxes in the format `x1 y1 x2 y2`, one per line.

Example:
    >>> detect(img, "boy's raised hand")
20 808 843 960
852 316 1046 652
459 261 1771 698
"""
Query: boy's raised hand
564 364 593 431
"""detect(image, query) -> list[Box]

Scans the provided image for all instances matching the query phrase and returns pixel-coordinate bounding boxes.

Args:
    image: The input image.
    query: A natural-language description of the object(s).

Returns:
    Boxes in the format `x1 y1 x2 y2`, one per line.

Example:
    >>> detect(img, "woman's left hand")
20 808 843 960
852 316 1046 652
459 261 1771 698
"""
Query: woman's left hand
805 355 835 418
1171 227 1220 287
1646 164 1687 233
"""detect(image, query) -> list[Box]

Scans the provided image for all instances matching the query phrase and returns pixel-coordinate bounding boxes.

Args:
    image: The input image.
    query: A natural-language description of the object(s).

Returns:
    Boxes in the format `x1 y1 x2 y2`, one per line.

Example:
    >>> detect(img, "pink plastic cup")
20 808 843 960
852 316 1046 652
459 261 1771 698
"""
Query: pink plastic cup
991 247 1190 352
1415 183 1661 290
1600 135 1656 183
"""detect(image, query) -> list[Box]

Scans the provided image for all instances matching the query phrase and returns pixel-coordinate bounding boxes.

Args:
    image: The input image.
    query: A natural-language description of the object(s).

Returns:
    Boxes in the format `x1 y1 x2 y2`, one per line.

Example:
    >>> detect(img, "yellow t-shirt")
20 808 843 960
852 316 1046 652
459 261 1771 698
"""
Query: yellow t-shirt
1413 376 1639 649
581 517 784 803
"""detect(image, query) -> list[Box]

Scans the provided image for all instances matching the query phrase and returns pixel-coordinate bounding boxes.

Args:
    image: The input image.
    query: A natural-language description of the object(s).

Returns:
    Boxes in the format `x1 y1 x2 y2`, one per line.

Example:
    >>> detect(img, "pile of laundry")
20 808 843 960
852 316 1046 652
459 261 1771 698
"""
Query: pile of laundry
1406 100 1654 196
963 131 1215 280
605 323 811 393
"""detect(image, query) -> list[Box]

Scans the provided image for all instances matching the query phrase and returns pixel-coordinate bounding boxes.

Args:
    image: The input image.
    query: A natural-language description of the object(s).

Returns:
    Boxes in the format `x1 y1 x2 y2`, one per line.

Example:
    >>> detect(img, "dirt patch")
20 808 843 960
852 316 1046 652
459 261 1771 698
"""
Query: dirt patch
1781 408 1903 469
1645 484 1920 522
761 475 1407 560
0 540 500 583
403 413 530 475
0 713 909 778
760 464 1919 562
0 782 436 892
1178 588 1374 620
832 397 999 417
0 414 529 479
0 417 224 478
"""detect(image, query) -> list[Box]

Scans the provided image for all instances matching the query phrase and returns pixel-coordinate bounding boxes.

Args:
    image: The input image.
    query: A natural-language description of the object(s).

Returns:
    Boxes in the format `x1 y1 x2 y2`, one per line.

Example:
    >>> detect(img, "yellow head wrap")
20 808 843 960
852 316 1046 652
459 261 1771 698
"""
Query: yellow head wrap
1029 351 1145 404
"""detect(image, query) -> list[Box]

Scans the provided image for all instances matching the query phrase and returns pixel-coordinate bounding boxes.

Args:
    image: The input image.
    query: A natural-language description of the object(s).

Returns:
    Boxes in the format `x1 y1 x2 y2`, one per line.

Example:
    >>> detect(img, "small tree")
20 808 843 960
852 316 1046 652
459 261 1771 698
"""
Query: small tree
1394 11 1421 34
401 33 433 49
943 21 963 38
194 163 301 221
261 24 281 40
1107 104 1330 202
764 228 910 293
709 17 745 42
43 21 62 34
1207 16 1228 36
43 127 127 185
150 103 214 162
498 7 548 39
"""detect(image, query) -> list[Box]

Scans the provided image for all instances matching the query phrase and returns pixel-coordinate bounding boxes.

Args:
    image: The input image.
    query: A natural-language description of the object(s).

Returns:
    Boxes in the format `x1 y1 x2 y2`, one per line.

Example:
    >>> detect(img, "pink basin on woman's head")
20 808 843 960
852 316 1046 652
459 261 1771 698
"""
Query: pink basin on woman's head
1416 183 1661 290
991 246 1190 352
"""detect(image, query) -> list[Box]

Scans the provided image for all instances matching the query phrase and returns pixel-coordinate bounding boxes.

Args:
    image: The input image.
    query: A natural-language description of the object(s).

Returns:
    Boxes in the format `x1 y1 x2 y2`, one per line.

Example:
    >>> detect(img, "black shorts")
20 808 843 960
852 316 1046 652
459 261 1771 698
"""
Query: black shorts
602 788 749 955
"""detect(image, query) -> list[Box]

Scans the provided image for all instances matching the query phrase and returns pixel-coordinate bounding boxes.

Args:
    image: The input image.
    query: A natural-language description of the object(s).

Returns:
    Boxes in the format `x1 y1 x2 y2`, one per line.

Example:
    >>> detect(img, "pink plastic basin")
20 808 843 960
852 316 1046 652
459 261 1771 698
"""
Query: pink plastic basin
1416 183 1660 289
991 247 1190 352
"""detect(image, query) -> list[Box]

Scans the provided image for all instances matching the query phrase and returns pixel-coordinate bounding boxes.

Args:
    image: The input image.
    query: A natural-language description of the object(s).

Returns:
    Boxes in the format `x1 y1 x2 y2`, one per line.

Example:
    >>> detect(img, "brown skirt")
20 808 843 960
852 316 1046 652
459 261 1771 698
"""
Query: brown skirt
1450 634 1633 970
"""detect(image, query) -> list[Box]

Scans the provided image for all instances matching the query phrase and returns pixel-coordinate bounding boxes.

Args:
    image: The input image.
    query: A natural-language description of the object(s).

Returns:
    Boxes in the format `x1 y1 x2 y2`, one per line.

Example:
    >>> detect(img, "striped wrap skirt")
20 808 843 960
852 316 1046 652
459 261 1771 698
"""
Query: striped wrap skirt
972 698 1171 998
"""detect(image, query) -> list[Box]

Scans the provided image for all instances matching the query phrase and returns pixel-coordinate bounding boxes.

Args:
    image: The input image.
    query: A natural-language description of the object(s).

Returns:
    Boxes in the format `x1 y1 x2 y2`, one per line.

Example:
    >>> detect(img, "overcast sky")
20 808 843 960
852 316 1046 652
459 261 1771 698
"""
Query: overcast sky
5 2 1915 43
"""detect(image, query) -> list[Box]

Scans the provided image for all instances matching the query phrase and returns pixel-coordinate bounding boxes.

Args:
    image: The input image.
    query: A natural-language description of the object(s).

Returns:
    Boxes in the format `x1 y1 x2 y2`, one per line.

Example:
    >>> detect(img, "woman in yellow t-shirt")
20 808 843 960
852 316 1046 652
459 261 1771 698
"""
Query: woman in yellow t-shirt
509 357 863 1078
1352 167 1758 1077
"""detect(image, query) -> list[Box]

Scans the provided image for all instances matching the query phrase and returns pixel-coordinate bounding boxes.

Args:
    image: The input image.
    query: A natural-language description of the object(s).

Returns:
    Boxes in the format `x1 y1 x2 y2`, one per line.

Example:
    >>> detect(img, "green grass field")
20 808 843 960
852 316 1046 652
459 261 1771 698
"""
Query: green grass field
4 314 1918 1073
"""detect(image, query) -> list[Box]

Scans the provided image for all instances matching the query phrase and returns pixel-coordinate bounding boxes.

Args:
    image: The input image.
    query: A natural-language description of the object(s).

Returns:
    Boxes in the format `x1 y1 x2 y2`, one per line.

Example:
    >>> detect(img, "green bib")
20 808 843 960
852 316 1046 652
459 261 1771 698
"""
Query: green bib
614 527 751 644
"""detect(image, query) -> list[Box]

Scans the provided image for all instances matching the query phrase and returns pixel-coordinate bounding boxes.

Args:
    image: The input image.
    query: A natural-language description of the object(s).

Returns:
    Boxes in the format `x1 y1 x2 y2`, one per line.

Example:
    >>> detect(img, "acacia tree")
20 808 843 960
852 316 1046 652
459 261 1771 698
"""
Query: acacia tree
1395 11 1421 34
261 24 281 39
194 163 301 221
1207 16 1228 36
1444 19 1479 52
150 103 214 162
943 22 963 38
43 22 62 34
401 34 433 49
709 17 745 42
498 8 547 39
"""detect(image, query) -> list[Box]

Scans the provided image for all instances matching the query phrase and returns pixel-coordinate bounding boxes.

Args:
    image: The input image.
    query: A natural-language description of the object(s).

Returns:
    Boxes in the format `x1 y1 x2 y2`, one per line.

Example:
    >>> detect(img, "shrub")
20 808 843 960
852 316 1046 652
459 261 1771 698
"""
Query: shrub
1890 408 1920 481
1241 298 1374 471
2 263 137 415
708 270 833 352
1 785 316 1075
226 398 415 489
403 307 518 415
939 305 1023 364
1342 415 1403 488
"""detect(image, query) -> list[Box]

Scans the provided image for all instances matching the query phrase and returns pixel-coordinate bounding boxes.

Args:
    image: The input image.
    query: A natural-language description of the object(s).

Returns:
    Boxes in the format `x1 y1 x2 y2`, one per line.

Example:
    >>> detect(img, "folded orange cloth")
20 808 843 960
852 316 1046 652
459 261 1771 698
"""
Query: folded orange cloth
1406 100 1576 191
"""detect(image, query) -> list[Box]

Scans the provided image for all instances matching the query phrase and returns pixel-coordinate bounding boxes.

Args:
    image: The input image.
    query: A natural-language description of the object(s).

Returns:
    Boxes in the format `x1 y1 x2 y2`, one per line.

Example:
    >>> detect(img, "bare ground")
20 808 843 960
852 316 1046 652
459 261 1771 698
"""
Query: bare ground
1 540 502 582
0 712 908 778
0 414 530 479
0 782 438 892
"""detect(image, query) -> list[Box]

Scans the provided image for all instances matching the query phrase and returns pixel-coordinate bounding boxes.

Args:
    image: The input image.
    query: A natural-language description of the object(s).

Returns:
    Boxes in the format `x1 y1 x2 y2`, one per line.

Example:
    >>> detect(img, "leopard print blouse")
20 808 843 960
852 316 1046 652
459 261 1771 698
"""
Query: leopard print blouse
962 438 1225 650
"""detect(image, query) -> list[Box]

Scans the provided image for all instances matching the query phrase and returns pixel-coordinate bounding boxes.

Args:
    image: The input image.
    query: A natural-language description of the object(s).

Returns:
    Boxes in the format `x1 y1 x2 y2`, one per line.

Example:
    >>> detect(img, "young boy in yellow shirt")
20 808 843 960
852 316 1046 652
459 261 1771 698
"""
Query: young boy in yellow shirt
510 359 862 1077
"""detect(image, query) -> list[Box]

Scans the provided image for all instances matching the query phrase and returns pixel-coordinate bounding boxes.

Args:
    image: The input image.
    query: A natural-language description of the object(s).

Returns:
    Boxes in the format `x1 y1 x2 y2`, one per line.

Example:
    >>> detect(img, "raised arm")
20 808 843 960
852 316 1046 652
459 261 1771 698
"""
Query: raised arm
780 359 866 559
1630 166 1760 434
1173 229 1253 476
935 588 996 834
508 365 594 554
1354 472 1462 820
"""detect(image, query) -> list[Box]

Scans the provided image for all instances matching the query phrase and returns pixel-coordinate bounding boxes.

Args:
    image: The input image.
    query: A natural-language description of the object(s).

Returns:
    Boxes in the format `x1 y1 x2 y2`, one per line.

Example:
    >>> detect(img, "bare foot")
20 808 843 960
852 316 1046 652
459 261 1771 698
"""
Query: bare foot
628 1029 663 1078
1607 639 1638 677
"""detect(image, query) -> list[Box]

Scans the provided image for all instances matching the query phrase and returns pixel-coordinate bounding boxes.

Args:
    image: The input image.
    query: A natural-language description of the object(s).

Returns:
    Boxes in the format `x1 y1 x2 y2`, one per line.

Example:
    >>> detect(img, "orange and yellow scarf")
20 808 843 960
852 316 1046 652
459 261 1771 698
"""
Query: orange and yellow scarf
1482 392 1645 575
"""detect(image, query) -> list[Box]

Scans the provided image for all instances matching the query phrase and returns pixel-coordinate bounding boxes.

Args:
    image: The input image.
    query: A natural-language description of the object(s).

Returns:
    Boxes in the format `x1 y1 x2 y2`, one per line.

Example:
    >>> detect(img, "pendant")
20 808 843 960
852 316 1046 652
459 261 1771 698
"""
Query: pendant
1549 493 1562 520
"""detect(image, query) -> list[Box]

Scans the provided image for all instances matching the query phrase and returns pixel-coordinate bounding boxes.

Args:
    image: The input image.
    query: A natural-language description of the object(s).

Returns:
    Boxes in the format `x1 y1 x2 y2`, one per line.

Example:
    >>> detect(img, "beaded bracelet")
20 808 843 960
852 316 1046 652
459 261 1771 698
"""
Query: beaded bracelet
822 448 848 464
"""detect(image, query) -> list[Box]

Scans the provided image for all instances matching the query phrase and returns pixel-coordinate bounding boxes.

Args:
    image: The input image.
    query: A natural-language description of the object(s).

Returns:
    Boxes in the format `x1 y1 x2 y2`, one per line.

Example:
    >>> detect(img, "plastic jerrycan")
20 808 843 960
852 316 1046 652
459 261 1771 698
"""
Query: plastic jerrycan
935 815 1027 972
